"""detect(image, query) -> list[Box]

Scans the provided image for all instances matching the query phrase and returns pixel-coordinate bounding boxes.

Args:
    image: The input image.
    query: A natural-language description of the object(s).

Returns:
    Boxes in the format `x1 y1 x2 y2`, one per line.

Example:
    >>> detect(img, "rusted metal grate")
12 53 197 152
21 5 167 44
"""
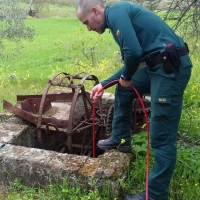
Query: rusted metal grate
3 72 106 156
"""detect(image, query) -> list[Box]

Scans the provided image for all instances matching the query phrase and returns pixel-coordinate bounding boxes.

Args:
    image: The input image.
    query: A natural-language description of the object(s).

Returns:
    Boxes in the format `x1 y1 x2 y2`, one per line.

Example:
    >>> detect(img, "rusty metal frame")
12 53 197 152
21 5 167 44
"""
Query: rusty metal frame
3 72 105 156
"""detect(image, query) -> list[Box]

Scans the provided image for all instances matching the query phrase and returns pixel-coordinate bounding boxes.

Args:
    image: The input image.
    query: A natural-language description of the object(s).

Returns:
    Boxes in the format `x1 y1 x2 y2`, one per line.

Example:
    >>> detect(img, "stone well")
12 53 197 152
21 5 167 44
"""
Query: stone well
0 93 131 197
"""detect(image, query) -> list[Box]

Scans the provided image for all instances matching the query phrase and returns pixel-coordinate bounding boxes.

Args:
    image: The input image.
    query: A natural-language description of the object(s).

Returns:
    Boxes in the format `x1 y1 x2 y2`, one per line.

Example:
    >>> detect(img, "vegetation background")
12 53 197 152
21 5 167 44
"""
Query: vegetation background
0 0 200 199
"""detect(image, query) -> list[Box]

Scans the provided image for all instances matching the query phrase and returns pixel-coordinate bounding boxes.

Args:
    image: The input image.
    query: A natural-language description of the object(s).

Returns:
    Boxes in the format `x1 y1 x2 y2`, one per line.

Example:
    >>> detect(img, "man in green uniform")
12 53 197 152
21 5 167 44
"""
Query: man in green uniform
77 0 192 200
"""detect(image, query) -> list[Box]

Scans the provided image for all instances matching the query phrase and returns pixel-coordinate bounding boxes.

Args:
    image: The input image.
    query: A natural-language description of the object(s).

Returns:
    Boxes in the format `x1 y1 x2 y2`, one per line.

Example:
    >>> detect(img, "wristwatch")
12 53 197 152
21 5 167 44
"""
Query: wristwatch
120 75 128 81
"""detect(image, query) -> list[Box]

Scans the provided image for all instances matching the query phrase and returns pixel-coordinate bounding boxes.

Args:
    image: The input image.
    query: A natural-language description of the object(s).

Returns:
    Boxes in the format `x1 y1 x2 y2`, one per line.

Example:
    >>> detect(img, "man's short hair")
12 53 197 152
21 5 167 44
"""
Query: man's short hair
77 0 106 16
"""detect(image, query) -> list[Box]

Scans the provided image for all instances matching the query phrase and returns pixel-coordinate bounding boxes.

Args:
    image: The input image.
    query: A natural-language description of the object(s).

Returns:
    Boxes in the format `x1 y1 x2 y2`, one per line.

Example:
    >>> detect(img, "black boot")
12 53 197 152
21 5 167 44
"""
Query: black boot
97 137 131 152
124 191 156 200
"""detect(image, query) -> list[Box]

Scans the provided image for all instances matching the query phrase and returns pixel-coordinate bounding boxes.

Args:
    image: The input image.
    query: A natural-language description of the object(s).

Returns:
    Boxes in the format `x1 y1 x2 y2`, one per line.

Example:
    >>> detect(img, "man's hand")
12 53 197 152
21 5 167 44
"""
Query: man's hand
90 83 104 103
119 78 131 87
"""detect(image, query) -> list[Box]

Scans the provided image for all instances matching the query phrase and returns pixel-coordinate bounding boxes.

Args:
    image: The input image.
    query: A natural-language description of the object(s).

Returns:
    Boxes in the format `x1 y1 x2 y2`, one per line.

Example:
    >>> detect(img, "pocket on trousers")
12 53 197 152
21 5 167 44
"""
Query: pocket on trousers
151 97 172 146
154 97 171 117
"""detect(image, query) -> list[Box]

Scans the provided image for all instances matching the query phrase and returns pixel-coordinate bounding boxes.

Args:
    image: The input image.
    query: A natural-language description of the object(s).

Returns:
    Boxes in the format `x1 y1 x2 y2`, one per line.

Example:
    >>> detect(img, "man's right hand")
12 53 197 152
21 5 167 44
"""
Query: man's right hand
90 83 104 103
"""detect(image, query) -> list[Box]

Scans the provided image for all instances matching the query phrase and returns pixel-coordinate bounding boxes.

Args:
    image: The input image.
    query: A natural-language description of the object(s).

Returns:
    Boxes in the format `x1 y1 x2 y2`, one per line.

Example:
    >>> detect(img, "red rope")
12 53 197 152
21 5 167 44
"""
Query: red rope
130 83 150 200
92 102 96 158
92 80 150 200
92 80 119 158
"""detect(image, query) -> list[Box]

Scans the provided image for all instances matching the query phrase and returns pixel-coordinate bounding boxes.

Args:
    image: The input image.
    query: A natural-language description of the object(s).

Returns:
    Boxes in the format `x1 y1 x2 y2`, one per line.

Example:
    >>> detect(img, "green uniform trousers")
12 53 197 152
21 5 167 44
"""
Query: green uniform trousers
111 55 192 199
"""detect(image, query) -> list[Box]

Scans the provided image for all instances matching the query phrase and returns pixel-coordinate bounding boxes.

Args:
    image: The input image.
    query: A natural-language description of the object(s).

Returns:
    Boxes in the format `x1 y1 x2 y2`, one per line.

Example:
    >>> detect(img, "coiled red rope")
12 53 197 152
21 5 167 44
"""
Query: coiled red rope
92 79 150 200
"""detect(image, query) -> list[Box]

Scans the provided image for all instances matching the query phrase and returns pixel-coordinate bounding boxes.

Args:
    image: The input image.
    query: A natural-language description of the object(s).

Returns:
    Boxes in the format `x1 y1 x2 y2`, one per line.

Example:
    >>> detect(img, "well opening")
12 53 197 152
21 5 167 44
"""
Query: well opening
3 72 108 157
8 118 106 157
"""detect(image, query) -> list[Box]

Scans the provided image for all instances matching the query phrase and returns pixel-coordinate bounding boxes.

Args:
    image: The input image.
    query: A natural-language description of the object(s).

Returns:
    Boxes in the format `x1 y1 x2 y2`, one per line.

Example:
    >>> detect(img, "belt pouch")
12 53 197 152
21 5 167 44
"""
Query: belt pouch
166 44 181 67
160 49 174 74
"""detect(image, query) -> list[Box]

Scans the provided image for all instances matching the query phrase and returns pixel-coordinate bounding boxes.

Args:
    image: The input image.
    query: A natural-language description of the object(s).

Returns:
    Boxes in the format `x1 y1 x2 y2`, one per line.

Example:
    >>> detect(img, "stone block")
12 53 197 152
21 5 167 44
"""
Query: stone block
0 144 129 197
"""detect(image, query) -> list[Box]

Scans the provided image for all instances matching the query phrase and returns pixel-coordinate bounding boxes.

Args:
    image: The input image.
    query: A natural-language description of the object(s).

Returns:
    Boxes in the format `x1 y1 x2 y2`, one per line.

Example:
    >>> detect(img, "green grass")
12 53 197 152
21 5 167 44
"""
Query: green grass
19 1 77 18
2 18 87 78
1 16 117 79
0 4 200 200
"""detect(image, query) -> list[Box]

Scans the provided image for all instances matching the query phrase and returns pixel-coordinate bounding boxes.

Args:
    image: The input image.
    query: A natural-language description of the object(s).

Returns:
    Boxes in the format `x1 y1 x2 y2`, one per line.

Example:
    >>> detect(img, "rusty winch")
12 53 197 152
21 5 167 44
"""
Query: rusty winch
3 72 151 156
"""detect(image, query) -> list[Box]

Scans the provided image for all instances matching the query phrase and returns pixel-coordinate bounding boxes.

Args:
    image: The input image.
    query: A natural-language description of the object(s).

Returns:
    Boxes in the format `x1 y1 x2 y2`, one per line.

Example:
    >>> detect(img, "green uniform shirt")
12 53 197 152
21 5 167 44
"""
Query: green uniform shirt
101 1 185 86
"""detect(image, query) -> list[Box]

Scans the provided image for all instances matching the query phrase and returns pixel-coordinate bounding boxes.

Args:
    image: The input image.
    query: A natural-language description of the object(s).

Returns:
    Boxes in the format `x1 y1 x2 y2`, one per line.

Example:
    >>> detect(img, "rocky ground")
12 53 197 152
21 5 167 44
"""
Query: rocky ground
0 185 9 199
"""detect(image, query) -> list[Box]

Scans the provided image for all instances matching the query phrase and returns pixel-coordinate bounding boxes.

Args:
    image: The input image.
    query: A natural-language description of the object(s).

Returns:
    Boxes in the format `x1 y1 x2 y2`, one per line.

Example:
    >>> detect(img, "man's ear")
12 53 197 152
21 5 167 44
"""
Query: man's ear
91 7 98 15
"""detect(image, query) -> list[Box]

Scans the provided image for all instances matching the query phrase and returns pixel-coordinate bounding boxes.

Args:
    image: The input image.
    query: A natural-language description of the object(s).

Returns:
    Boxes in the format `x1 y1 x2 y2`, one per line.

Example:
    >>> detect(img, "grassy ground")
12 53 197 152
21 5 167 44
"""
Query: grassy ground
0 3 200 200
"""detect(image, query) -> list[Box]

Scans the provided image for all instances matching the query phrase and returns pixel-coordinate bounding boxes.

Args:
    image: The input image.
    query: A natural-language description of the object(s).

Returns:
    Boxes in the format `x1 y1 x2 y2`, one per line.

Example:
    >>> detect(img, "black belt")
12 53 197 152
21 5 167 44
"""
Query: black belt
146 44 189 69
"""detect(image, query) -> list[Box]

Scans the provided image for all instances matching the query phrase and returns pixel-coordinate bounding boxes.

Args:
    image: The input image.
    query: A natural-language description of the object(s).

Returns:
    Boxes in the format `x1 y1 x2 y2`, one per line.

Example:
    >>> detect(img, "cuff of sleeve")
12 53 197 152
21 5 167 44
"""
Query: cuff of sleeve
100 80 108 87
122 69 132 81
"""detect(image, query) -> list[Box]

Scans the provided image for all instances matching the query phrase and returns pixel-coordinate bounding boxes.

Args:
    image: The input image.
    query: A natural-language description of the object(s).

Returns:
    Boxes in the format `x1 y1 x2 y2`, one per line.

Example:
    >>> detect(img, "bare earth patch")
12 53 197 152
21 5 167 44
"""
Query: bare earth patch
0 185 9 199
